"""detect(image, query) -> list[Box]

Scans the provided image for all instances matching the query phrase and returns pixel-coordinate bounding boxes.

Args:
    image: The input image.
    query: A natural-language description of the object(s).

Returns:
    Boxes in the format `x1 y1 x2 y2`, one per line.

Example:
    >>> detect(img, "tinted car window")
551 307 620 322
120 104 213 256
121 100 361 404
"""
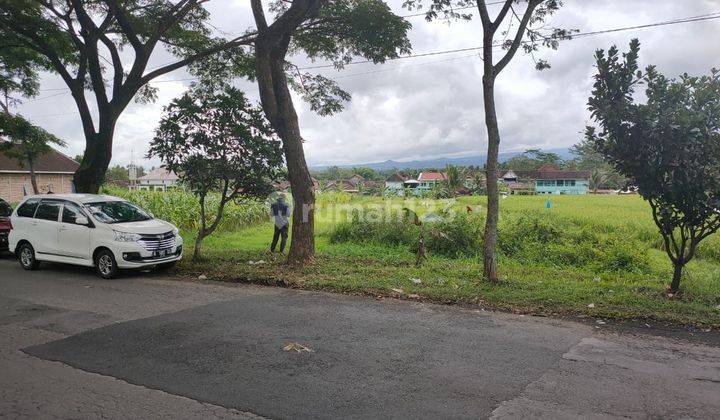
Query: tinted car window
16 199 40 218
34 201 62 221
0 199 11 217
85 201 151 224
62 202 86 224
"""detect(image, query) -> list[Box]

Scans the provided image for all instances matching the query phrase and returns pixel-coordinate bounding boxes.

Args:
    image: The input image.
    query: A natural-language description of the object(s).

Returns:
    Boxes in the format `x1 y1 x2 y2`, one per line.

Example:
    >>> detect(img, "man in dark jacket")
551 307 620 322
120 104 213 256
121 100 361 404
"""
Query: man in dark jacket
270 194 290 253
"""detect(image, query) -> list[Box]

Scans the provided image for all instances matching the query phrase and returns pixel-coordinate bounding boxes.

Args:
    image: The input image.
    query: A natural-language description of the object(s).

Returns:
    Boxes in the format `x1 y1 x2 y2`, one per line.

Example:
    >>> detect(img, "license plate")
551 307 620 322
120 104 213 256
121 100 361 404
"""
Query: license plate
153 248 173 258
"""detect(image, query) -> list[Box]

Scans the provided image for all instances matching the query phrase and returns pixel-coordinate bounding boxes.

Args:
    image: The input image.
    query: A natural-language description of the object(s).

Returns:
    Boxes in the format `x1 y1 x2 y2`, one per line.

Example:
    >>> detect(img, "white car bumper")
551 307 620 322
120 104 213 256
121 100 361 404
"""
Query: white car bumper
111 237 184 269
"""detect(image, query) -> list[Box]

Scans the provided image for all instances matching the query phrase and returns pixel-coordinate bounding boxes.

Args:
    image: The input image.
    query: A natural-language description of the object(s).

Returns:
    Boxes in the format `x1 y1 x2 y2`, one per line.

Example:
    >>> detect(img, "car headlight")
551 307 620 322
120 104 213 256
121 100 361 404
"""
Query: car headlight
171 226 179 236
114 231 141 242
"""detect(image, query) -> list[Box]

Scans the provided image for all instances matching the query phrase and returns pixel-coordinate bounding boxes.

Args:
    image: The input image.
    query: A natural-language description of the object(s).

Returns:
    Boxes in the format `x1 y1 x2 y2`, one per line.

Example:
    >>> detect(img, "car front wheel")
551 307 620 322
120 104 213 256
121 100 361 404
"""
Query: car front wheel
18 243 40 270
95 250 118 279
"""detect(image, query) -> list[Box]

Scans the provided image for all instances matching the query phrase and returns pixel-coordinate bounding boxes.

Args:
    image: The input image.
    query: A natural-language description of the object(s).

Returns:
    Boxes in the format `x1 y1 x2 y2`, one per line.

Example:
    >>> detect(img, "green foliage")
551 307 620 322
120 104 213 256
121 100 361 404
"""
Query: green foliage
329 205 653 274
181 195 720 327
500 149 563 171
0 26 48 111
0 113 66 191
293 0 412 68
149 85 284 201
444 164 465 195
569 138 625 189
329 211 418 247
102 187 267 233
148 84 284 258
587 39 720 291
425 214 485 258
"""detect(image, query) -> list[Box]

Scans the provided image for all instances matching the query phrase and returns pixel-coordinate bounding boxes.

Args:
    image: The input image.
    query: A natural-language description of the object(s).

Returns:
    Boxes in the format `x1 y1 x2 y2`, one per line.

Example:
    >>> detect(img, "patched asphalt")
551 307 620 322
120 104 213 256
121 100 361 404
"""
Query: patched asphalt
24 289 582 419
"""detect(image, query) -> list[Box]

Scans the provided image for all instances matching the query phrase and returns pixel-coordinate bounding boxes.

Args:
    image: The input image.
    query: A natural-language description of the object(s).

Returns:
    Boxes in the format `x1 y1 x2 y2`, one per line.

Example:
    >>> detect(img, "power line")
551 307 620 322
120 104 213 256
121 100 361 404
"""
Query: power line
298 12 720 71
401 1 507 18
26 91 68 102
333 52 483 80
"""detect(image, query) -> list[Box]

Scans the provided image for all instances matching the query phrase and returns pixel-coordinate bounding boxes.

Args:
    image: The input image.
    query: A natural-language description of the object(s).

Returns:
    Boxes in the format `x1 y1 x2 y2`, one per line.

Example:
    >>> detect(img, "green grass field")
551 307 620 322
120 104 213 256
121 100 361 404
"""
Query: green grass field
167 193 720 328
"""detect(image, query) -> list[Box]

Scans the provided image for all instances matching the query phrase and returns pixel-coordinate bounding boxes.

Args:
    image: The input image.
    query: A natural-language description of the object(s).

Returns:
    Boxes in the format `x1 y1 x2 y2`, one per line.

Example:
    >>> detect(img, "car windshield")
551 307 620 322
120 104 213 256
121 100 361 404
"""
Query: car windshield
85 201 152 224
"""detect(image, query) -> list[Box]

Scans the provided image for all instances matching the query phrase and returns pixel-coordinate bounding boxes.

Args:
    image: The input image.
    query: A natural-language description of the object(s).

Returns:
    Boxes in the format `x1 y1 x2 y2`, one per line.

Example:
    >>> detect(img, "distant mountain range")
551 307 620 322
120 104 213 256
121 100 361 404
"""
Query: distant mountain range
311 148 575 171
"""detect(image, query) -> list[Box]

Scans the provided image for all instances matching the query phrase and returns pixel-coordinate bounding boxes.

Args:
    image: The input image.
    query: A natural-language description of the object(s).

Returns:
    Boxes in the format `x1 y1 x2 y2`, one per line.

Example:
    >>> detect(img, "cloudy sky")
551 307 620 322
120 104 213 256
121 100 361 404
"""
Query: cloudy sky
14 0 720 168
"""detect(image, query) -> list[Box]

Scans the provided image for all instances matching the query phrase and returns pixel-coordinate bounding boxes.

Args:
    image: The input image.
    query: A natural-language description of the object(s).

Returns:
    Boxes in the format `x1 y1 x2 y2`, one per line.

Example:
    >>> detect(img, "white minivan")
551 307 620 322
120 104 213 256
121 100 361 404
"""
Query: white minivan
8 194 183 278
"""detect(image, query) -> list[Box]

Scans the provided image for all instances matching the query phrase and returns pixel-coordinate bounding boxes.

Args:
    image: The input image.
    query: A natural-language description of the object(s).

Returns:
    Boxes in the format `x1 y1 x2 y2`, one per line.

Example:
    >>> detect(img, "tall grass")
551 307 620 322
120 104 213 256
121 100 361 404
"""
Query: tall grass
101 187 268 232
327 197 700 275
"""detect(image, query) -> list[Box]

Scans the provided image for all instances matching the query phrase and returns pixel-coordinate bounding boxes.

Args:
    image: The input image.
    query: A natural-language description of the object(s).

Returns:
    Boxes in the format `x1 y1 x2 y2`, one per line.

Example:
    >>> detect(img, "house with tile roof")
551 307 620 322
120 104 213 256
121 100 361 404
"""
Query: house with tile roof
0 144 79 202
385 172 407 192
534 165 591 195
135 166 180 192
417 172 447 191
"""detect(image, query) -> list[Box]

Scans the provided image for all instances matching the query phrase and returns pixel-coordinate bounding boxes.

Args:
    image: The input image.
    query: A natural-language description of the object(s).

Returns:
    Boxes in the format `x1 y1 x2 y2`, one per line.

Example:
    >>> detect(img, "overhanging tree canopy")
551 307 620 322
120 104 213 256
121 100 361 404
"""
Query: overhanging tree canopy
0 0 258 193
1 0 412 265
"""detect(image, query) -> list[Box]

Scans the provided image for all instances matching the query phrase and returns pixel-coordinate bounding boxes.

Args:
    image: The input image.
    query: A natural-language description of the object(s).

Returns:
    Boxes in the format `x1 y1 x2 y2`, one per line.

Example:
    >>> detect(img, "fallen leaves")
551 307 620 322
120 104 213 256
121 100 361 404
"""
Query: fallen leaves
283 342 314 353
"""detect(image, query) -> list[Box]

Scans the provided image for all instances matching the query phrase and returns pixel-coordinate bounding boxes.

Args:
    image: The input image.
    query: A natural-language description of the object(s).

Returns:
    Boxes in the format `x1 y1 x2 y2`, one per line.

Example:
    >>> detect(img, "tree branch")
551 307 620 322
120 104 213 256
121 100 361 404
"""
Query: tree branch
494 0 541 74
139 34 256 84
104 0 143 52
251 0 269 32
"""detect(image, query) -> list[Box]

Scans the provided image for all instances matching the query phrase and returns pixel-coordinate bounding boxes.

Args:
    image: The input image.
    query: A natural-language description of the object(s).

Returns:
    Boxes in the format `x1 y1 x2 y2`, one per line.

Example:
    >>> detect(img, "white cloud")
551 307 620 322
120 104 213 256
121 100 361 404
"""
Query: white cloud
12 0 720 169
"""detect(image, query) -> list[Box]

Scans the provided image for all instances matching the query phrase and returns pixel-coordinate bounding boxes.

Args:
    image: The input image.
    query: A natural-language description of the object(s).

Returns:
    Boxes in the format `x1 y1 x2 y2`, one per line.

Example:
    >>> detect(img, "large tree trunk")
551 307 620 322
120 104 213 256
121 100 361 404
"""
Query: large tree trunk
670 263 683 293
193 232 205 261
28 163 39 194
255 42 315 265
74 118 116 193
482 74 501 282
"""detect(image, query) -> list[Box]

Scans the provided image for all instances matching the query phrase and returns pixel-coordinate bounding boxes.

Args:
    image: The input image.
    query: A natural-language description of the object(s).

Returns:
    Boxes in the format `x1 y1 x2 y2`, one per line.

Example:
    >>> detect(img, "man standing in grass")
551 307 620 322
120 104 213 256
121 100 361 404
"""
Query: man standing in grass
270 194 290 254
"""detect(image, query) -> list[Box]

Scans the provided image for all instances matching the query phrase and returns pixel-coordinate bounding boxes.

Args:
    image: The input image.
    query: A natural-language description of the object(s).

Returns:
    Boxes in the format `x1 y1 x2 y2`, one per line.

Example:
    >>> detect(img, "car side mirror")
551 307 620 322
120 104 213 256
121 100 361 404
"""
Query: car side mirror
75 216 89 226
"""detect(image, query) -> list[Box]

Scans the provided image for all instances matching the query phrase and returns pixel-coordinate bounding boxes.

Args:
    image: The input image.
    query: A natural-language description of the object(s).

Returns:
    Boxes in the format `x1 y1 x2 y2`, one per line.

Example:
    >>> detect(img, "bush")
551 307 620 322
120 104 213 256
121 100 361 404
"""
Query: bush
329 211 418 247
329 211 485 258
499 213 565 256
101 187 267 232
424 214 484 258
327 203 659 274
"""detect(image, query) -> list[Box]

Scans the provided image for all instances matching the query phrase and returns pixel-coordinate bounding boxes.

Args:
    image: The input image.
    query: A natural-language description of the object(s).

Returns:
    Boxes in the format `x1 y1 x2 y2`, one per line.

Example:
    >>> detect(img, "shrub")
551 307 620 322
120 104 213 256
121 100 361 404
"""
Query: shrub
101 187 267 232
596 239 650 274
329 211 418 246
424 214 484 258
499 213 565 256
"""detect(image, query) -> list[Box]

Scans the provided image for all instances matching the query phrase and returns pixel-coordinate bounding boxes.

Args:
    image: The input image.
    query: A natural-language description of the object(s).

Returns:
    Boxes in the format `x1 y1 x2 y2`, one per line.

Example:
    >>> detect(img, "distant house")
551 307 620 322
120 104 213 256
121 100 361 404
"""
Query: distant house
496 166 590 195
347 174 366 188
534 165 590 195
417 172 447 191
463 169 486 191
325 179 360 193
0 145 79 202
274 178 320 193
385 173 407 192
136 167 179 192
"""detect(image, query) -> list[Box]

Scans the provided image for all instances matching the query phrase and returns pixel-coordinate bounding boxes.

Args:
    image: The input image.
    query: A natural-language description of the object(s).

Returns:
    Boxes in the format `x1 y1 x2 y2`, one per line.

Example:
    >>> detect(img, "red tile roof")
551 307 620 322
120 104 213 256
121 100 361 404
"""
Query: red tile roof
385 173 407 182
0 144 79 173
418 172 447 182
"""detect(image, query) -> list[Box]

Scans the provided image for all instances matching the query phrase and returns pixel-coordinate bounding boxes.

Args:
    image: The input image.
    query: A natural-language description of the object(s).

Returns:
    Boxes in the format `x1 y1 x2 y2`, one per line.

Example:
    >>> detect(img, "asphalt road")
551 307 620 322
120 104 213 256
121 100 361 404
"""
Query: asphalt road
1 256 719 419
